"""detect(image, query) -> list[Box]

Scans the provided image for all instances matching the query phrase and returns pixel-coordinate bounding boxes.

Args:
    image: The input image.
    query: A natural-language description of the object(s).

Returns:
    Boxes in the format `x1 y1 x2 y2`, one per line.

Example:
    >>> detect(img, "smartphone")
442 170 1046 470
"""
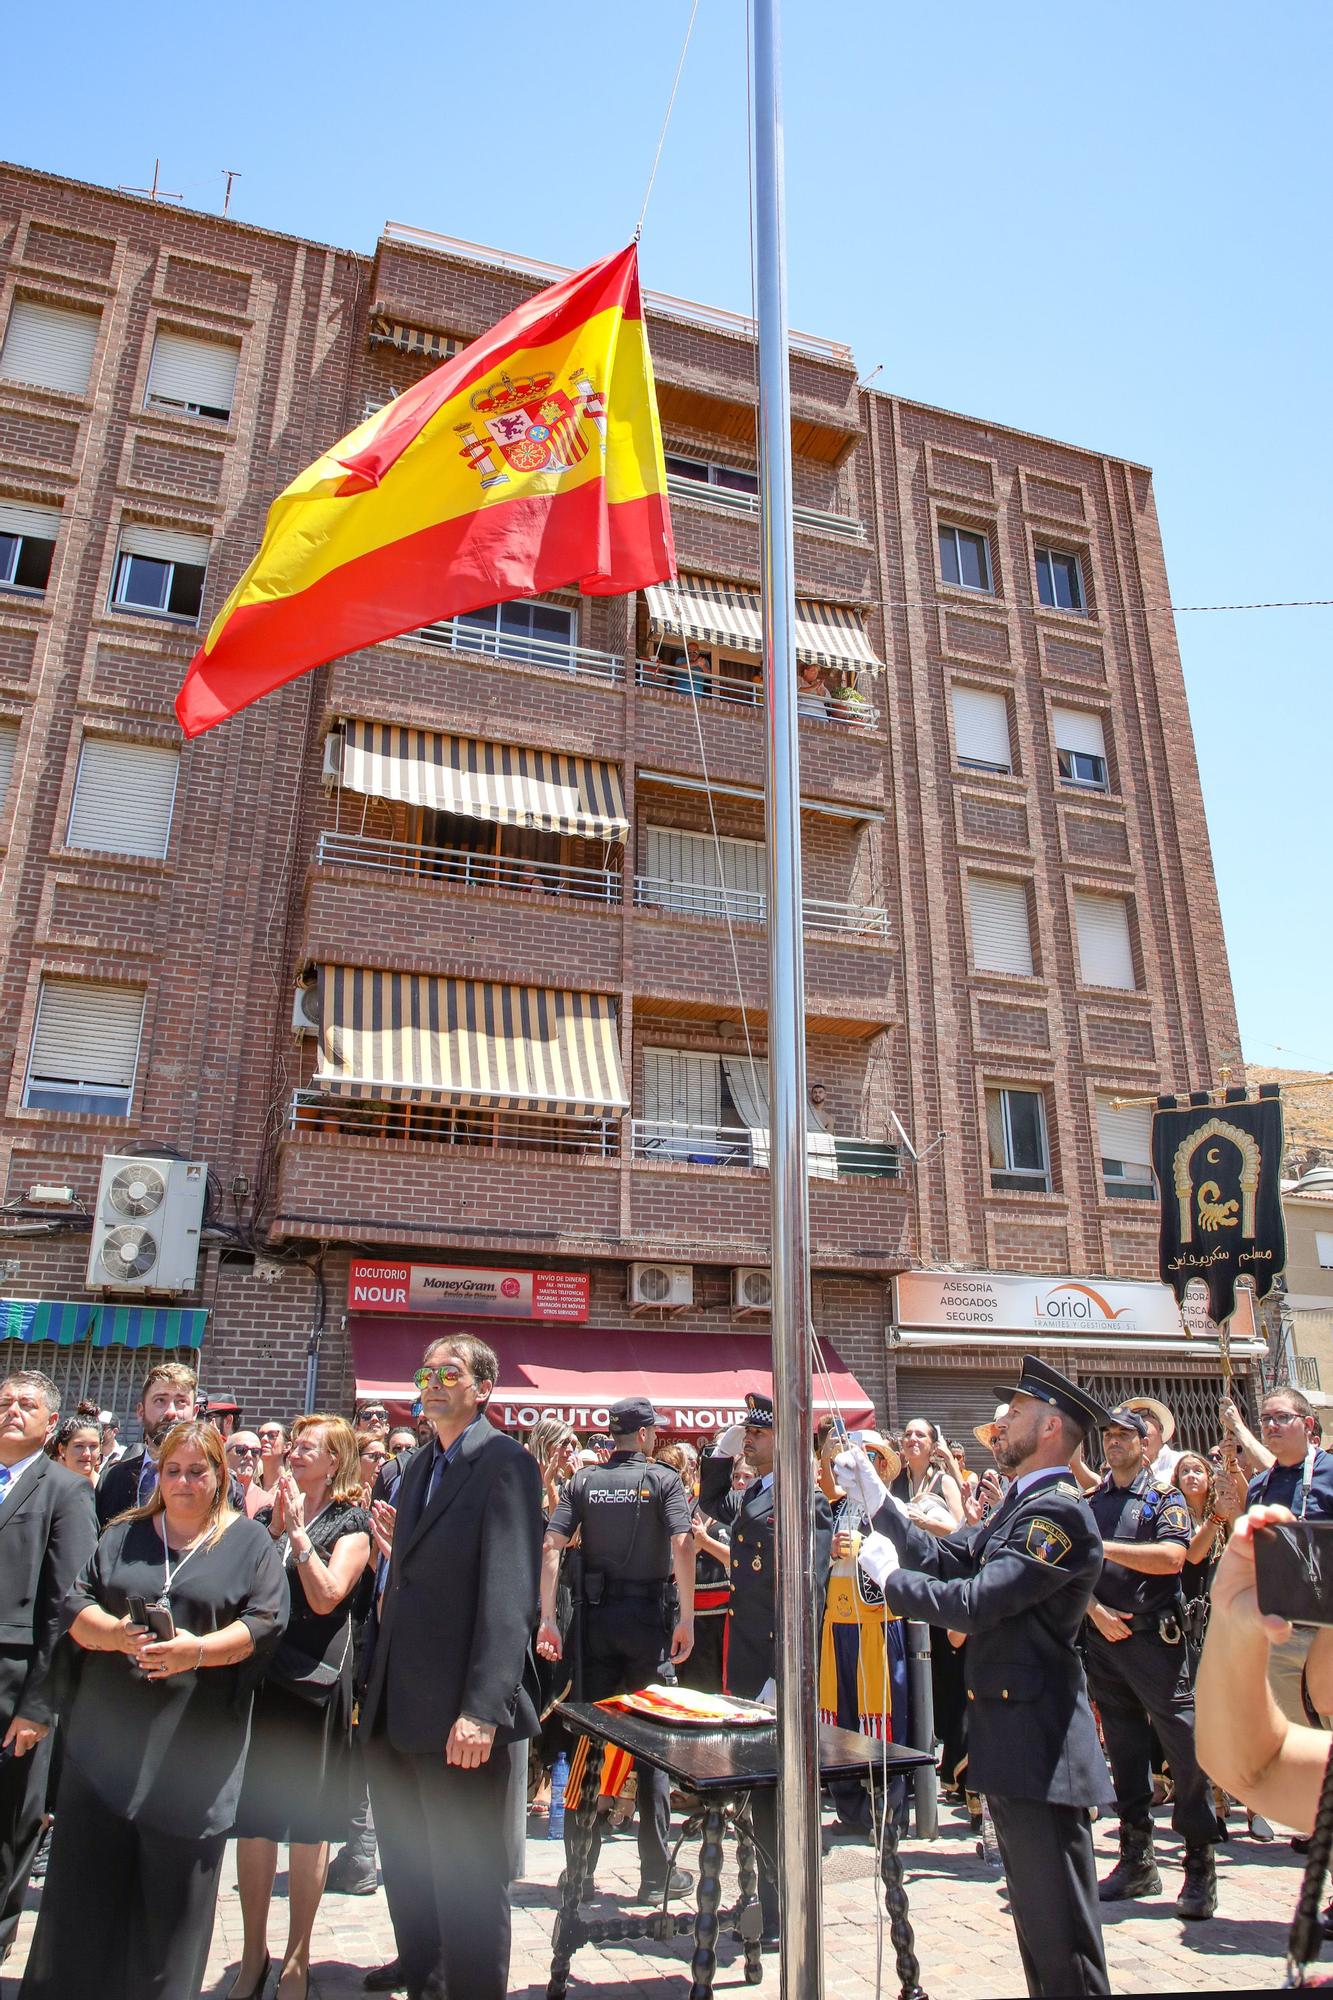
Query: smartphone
127 1594 176 1641
1254 1518 1333 1627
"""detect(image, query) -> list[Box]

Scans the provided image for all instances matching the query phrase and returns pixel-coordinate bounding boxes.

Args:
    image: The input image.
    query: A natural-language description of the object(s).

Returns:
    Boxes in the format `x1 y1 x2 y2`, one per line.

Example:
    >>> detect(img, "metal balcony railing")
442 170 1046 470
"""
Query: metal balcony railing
415 618 625 686
665 470 867 542
1296 1354 1322 1391
630 1119 900 1179
634 875 890 940
288 1092 620 1156
314 831 622 902
634 656 877 727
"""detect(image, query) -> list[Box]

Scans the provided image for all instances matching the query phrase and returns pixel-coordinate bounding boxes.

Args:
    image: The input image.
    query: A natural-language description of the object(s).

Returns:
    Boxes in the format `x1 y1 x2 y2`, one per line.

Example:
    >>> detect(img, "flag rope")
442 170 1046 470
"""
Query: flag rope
635 0 702 241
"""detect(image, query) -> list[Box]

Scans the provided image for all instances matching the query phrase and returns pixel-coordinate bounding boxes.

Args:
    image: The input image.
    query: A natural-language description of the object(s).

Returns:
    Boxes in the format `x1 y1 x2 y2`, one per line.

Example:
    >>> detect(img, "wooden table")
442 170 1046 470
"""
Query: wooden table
548 1699 932 2000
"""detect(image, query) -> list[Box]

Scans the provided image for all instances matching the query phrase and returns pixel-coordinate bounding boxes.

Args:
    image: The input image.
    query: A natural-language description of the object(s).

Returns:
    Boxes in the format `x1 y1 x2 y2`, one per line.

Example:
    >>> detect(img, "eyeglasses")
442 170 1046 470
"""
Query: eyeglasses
414 1365 473 1391
229 1445 260 1459
357 1408 389 1422
256 1429 283 1441
1260 1410 1305 1429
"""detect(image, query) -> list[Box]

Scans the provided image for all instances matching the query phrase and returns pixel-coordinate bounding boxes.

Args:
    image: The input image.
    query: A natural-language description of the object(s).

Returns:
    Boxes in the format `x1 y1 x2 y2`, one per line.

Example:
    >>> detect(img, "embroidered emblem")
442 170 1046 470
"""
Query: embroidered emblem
1026 1518 1072 1565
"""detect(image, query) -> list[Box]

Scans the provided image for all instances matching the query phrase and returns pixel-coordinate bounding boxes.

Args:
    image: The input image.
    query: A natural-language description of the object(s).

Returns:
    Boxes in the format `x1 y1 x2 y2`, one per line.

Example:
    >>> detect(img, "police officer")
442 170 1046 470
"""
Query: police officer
840 1356 1114 1999
1084 1405 1221 1920
537 1396 695 1900
699 1392 834 1945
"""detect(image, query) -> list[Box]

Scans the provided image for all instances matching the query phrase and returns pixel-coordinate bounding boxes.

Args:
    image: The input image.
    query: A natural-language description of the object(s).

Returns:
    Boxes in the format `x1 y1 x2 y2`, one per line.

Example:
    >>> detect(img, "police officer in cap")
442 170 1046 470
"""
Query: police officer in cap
699 1391 834 1945
838 1356 1113 1998
1084 1404 1221 1919
538 1396 695 1899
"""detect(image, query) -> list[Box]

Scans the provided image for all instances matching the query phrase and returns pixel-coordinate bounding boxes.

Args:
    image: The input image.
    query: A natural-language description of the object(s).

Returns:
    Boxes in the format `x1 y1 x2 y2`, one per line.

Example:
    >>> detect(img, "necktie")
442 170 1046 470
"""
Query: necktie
0 1466 11 1505
137 1456 158 1506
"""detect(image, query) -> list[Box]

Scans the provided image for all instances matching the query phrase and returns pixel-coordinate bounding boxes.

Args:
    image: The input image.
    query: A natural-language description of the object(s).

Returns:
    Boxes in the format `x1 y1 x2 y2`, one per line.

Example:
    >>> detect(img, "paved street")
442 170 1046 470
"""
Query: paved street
1 1796 1308 1998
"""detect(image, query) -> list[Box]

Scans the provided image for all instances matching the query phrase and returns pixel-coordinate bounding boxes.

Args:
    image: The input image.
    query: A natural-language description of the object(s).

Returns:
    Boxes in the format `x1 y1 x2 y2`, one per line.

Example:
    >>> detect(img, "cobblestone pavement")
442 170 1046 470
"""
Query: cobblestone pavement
1 1799 1309 1997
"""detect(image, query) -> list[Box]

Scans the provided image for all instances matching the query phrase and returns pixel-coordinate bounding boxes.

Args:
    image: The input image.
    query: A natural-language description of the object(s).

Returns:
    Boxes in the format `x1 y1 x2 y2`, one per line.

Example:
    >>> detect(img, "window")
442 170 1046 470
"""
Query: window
0 500 58 595
23 979 145 1117
664 454 759 496
642 1047 724 1159
1052 706 1108 790
427 597 576 667
642 826 765 919
0 719 16 813
1074 891 1136 989
66 738 180 858
110 525 209 623
144 330 239 421
968 876 1034 976
1096 1095 1154 1200
938 524 992 592
952 685 1012 773
0 299 100 395
1316 1232 1333 1270
986 1086 1050 1192
1036 546 1085 611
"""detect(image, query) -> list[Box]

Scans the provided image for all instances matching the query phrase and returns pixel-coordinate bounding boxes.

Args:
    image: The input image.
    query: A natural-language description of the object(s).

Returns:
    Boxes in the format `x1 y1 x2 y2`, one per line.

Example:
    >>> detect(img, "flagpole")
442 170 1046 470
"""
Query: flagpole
752 0 823 1992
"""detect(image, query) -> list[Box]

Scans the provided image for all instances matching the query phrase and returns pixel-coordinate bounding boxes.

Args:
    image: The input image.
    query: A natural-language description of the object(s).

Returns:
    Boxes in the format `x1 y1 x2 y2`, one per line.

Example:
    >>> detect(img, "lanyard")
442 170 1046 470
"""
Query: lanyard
158 1518 208 1598
1264 1445 1318 1520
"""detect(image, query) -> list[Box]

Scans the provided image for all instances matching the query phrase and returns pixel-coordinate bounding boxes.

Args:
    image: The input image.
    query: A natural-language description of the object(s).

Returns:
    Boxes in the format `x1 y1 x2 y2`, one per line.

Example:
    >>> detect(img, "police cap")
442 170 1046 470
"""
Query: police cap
996 1355 1113 1438
744 1392 775 1430
1104 1404 1149 1439
608 1395 663 1434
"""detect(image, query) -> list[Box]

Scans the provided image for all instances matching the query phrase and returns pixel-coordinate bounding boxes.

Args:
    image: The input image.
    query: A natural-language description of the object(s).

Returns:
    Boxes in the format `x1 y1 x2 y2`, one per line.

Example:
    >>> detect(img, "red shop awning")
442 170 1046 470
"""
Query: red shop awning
349 1317 876 1436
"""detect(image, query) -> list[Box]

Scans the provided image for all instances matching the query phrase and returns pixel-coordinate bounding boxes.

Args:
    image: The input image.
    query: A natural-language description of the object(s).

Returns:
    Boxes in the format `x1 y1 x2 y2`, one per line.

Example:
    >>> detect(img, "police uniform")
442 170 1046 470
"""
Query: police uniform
861 1356 1113 1999
1084 1407 1221 1916
545 1396 692 1892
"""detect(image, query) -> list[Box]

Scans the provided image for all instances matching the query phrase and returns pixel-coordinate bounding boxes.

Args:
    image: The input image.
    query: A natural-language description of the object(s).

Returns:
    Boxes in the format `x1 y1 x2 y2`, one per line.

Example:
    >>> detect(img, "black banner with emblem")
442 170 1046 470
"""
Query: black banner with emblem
1152 1093 1286 1325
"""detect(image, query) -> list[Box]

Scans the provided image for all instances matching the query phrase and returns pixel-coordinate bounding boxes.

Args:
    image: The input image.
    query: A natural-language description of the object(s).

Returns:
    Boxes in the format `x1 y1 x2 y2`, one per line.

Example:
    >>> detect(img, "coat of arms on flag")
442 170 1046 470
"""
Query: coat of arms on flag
458 369 607 488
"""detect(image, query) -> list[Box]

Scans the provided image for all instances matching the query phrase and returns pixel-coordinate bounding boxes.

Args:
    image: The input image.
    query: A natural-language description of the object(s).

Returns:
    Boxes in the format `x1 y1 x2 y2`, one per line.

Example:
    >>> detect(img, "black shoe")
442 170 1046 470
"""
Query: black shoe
1099 1823 1161 1902
29 1821 52 1883
326 1851 378 1895
1293 1835 1312 1854
362 1961 406 1993
637 1865 693 1901
1176 1843 1217 1921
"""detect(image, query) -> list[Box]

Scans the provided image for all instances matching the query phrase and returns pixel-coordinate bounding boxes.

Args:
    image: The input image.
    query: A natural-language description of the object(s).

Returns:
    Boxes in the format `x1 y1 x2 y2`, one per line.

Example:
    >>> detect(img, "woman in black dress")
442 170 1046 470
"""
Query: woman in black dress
19 1419 286 2000
230 1414 371 2000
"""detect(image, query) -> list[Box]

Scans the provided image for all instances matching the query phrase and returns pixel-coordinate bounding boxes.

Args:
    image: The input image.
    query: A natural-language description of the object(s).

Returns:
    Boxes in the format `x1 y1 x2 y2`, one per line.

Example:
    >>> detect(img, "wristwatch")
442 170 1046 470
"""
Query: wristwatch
295 1543 314 1566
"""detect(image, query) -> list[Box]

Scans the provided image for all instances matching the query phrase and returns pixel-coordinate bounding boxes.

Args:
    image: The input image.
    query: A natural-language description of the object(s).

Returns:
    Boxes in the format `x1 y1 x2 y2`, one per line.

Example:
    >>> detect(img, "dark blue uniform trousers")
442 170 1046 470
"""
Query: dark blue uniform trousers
1084 1626 1219 1846
987 1796 1109 1997
566 1594 672 1884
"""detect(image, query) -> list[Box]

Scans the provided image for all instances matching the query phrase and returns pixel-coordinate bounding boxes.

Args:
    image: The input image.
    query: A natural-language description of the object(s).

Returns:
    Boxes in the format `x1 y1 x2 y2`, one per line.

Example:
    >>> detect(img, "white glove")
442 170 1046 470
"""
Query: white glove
715 1422 747 1457
833 1444 891 1520
857 1532 900 1589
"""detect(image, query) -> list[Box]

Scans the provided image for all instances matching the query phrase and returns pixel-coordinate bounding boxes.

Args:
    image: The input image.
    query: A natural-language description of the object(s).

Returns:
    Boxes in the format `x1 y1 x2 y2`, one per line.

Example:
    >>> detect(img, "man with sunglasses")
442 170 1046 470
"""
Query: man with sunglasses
360 1334 541 2000
1247 1386 1333 1728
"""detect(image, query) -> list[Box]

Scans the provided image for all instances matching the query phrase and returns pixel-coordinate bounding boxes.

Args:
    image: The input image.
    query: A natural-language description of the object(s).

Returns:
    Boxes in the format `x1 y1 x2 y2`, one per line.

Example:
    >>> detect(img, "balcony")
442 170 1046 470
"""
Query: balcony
630 1119 898 1178
634 656 878 729
634 876 888 940
665 469 866 544
316 831 621 903
417 616 624 687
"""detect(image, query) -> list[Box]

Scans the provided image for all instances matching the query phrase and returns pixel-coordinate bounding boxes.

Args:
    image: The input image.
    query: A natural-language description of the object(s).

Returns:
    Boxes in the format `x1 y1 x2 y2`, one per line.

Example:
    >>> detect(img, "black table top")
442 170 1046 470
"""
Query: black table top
557 1701 934 1794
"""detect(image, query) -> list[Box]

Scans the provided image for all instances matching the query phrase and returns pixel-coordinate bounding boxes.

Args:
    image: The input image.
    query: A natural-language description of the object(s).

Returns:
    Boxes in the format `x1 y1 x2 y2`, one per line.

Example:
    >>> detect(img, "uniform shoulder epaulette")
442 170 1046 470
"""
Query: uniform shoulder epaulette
1034 1479 1083 1503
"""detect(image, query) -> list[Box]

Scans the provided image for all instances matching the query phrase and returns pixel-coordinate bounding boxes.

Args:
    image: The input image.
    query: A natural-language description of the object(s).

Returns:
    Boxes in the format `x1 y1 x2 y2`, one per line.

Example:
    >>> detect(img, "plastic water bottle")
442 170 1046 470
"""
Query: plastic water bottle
549 1751 569 1840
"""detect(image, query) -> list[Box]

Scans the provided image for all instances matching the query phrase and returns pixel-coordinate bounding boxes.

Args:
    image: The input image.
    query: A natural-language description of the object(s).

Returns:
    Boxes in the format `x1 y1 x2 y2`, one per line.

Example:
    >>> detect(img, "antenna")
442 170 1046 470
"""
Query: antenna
221 169 242 217
117 159 182 204
859 362 884 389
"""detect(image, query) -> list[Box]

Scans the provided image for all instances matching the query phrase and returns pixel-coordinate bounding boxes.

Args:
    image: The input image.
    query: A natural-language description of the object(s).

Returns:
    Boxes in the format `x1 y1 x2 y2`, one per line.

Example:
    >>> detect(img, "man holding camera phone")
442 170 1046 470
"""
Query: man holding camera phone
1245 1386 1333 1727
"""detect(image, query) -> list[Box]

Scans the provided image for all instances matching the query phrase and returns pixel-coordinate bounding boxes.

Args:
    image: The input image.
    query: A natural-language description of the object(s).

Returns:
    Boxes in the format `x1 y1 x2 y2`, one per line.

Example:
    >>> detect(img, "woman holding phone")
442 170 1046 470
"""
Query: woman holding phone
19 1420 286 2000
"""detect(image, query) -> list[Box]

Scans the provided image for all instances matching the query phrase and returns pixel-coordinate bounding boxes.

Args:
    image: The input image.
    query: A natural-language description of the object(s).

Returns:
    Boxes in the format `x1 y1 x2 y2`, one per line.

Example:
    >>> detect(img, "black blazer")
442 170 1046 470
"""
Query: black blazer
360 1419 543 1756
873 1469 1114 1809
0 1456 97 1726
699 1453 833 1701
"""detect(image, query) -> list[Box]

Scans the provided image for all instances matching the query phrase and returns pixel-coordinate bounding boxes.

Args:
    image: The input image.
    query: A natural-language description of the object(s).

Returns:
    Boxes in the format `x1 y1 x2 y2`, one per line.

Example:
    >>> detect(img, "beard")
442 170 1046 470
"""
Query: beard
991 1428 1032 1474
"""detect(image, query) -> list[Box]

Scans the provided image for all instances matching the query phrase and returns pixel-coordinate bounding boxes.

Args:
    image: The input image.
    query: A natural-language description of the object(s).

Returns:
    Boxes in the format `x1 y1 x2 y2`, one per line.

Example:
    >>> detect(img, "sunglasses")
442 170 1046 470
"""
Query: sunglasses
229 1445 260 1458
413 1365 474 1391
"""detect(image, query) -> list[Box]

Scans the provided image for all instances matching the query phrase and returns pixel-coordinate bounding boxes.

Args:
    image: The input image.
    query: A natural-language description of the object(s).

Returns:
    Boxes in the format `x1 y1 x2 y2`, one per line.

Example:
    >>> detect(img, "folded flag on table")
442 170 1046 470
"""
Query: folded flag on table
175 243 675 737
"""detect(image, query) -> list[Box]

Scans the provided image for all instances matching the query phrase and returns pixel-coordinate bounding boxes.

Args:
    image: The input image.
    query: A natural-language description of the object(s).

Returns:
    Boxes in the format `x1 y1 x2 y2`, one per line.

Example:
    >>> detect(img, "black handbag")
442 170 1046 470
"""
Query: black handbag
269 1626 351 1707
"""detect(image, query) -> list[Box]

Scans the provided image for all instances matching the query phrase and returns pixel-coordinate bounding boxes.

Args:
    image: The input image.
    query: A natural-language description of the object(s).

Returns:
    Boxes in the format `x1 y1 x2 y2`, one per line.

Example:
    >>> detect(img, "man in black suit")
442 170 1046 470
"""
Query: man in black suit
0 1368 97 1960
842 1355 1115 1998
361 1333 542 2000
94 1359 199 1525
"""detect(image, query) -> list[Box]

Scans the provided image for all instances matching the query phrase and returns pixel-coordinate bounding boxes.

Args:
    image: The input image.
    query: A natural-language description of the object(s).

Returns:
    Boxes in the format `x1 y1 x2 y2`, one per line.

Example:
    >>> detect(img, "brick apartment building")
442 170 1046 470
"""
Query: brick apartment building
0 161 1257 1447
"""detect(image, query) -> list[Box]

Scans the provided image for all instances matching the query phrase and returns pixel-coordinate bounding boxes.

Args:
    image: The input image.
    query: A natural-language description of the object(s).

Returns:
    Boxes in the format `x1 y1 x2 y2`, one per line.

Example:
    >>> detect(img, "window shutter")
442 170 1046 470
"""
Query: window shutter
1052 706 1106 758
643 1049 721 1129
1316 1232 1333 1270
644 826 764 910
0 500 61 541
1075 892 1135 987
67 738 180 858
118 523 211 566
145 331 239 414
0 719 17 809
0 300 100 394
952 686 1011 769
1095 1095 1152 1175
29 981 145 1088
968 876 1034 975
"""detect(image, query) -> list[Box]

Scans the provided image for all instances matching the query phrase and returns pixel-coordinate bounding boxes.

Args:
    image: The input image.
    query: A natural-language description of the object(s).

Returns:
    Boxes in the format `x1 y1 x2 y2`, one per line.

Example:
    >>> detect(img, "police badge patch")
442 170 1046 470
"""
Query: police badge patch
1026 1519 1072 1565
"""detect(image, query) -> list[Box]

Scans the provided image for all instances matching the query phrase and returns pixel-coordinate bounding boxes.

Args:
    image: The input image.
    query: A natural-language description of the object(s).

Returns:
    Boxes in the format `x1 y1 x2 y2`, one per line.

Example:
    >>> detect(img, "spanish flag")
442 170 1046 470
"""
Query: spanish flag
175 244 675 737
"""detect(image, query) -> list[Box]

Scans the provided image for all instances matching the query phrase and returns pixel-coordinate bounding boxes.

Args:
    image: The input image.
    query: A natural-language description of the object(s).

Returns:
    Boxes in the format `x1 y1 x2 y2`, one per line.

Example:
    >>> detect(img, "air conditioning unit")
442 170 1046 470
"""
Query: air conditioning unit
291 981 320 1036
86 1155 207 1296
732 1266 772 1315
321 731 344 787
628 1261 693 1312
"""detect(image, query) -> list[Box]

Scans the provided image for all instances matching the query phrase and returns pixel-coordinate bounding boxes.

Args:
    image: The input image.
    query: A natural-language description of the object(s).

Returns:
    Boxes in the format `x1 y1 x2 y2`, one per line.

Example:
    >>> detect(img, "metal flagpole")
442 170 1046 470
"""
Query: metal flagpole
752 0 823 1991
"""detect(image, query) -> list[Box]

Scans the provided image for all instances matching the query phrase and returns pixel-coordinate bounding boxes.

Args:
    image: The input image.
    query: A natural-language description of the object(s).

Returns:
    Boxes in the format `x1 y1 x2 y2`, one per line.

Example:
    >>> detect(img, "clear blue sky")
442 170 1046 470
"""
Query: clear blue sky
10 0 1329 1069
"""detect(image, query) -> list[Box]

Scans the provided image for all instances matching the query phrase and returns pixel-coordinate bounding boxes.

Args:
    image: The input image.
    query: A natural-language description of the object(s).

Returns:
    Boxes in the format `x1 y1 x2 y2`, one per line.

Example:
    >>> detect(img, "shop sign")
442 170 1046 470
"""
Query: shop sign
491 1397 749 1434
349 1259 589 1322
894 1270 1256 1340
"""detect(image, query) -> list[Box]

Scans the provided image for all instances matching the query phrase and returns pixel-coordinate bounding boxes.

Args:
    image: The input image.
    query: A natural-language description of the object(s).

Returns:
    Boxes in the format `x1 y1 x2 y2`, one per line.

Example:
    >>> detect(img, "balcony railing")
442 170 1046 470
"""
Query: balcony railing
630 1119 900 1179
415 618 625 686
315 831 622 902
288 1092 620 1155
1296 1354 1322 1392
635 656 877 727
665 470 867 542
634 875 890 940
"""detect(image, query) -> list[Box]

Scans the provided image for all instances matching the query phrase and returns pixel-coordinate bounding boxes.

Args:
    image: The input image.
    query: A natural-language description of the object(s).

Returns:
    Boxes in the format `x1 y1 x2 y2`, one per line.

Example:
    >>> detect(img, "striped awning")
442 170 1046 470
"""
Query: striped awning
0 1299 207 1349
645 577 881 673
314 967 629 1114
340 722 627 841
368 314 459 362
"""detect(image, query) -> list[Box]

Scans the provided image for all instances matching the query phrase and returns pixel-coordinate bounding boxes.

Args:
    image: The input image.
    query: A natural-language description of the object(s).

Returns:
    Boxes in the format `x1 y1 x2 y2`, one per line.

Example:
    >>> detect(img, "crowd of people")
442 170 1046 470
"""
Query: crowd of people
0 1346 1329 2000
